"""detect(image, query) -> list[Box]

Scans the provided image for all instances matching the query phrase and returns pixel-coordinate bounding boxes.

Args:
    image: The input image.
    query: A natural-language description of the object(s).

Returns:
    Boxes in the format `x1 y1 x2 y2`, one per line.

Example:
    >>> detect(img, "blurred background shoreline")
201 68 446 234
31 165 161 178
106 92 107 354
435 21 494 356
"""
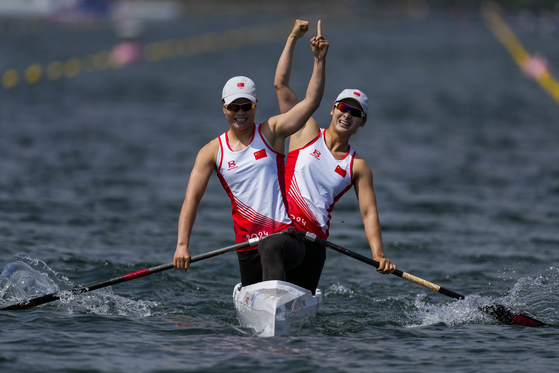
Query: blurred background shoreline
2 1 559 93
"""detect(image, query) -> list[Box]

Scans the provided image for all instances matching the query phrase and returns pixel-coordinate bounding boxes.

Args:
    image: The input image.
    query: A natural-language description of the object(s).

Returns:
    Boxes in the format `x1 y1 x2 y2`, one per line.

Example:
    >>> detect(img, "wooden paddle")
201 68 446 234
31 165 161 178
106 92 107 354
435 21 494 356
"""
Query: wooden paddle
0 235 268 311
297 230 547 327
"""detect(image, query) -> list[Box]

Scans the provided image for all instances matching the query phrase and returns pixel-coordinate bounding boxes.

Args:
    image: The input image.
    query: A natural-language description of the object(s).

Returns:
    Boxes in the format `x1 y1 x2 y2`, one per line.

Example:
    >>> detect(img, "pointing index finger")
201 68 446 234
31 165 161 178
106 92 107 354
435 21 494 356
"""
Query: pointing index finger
317 20 322 37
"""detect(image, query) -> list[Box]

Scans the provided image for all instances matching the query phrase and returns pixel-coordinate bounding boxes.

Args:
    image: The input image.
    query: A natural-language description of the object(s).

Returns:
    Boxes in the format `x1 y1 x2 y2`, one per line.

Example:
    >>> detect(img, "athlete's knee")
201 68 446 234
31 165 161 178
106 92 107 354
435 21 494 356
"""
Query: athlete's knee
258 234 285 259
281 235 305 270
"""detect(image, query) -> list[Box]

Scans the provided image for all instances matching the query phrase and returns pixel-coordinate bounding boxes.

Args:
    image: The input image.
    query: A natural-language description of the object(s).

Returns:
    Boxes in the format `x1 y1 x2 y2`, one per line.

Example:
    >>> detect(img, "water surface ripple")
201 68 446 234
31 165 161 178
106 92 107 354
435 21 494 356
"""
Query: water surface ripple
1 10 558 373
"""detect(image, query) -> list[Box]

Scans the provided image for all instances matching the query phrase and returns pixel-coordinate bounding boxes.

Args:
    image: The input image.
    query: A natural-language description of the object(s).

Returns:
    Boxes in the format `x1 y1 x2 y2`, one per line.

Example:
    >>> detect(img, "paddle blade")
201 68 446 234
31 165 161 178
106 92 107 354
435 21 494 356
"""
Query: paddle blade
0 293 58 311
2 299 41 311
481 304 547 327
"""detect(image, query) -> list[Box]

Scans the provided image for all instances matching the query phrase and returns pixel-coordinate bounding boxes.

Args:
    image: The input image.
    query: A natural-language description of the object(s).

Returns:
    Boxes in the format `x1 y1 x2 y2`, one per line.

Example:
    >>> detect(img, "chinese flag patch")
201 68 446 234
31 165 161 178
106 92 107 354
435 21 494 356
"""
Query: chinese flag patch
237 83 245 88
334 165 347 178
254 149 267 160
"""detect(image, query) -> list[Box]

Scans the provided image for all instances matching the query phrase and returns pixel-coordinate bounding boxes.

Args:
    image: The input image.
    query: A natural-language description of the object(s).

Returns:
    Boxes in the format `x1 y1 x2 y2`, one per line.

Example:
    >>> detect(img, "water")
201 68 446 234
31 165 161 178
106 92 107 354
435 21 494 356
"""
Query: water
1 8 559 373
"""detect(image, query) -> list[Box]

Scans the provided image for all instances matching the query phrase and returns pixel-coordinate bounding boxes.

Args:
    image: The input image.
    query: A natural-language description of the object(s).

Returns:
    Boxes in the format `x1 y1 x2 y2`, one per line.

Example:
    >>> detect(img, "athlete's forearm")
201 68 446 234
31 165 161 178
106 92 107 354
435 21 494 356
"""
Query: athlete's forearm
176 197 199 251
302 56 326 113
275 35 300 114
275 34 298 89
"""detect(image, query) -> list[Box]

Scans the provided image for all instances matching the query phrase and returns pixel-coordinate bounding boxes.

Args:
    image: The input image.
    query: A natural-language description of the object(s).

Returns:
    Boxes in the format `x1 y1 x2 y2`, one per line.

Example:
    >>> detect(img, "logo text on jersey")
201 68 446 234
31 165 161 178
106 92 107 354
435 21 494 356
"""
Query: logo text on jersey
245 231 269 240
310 149 321 160
227 160 238 171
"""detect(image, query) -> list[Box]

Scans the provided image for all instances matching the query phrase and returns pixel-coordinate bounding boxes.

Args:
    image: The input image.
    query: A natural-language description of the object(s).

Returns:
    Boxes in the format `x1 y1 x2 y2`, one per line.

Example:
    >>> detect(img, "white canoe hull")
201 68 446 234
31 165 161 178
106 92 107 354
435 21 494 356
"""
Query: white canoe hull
233 280 322 337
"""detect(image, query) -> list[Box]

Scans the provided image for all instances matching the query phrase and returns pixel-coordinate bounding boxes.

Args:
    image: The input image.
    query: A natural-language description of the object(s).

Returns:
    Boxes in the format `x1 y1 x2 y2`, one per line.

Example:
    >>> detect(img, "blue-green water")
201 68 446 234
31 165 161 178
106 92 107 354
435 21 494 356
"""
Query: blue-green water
1 8 559 373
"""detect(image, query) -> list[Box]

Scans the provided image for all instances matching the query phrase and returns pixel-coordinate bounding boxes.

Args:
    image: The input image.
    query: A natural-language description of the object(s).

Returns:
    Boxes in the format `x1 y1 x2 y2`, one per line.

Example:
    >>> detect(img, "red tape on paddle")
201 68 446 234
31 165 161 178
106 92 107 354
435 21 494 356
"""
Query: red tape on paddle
123 269 150 281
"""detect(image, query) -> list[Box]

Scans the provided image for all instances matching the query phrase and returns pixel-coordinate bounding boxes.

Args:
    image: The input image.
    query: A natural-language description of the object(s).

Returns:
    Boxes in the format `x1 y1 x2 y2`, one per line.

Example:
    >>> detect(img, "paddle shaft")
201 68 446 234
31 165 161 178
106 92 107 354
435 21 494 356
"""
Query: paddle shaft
298 230 547 327
299 231 464 300
1 236 262 311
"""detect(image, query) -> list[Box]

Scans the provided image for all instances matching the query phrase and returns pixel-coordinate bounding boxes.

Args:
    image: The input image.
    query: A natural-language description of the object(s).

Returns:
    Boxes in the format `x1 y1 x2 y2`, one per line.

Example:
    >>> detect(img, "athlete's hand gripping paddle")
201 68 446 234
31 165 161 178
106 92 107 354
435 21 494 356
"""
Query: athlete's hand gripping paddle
297 230 547 327
1 230 293 311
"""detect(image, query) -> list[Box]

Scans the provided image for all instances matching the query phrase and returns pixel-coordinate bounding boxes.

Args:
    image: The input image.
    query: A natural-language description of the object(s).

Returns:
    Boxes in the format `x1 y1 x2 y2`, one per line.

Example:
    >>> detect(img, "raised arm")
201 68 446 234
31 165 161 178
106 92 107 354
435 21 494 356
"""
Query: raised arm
353 156 396 274
274 19 309 114
263 20 328 151
173 140 218 272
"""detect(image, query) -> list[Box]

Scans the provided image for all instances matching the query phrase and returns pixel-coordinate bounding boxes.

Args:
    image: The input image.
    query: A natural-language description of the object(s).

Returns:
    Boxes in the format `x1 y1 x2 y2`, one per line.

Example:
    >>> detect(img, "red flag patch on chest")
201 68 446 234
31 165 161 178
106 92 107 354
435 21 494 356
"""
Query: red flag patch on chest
254 149 267 160
334 165 347 178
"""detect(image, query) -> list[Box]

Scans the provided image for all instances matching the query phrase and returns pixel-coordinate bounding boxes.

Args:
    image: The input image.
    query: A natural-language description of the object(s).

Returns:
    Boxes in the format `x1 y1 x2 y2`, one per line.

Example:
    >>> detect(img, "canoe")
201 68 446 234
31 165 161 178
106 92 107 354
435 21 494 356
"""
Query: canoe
233 280 322 337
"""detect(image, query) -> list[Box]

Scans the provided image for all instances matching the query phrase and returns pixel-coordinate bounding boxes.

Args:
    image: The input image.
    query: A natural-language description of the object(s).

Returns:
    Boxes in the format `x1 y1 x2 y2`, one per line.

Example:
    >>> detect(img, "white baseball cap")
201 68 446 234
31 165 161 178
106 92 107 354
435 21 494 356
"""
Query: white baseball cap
334 89 369 116
222 76 257 105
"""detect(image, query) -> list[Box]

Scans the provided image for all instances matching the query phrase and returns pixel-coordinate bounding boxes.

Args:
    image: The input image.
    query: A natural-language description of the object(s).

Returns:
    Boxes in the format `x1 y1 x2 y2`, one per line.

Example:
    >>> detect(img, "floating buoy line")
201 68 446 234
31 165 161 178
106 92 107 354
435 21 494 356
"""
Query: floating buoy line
1 19 294 89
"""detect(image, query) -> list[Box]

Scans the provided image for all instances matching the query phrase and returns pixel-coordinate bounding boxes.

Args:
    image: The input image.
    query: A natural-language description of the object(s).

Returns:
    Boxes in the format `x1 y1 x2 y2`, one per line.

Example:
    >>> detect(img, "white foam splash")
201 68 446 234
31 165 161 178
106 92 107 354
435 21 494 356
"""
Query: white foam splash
0 253 63 304
407 293 493 327
324 282 355 297
55 287 157 317
406 268 559 327
0 253 157 318
495 266 559 324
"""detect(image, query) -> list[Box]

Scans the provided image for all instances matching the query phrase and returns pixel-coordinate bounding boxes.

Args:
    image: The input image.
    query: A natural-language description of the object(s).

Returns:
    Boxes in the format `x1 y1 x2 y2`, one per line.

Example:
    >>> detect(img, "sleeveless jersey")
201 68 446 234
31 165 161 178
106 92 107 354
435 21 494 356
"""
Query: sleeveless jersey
216 123 292 250
285 129 355 239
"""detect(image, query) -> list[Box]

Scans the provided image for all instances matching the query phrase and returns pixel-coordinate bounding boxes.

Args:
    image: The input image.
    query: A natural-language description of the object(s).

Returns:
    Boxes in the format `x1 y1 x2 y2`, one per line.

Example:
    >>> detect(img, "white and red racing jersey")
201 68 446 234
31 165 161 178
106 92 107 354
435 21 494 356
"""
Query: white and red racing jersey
216 123 292 250
285 129 355 239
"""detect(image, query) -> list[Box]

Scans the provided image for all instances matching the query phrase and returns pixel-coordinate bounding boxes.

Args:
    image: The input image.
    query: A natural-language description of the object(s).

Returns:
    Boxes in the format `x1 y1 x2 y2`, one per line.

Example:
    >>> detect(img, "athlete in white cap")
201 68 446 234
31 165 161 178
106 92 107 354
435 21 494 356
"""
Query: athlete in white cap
274 20 395 293
174 21 329 291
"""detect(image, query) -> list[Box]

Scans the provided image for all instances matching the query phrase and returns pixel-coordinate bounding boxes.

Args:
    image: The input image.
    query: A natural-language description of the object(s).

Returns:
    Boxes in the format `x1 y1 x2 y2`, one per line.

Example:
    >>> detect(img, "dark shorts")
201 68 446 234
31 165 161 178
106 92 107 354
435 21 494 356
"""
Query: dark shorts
236 232 326 294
